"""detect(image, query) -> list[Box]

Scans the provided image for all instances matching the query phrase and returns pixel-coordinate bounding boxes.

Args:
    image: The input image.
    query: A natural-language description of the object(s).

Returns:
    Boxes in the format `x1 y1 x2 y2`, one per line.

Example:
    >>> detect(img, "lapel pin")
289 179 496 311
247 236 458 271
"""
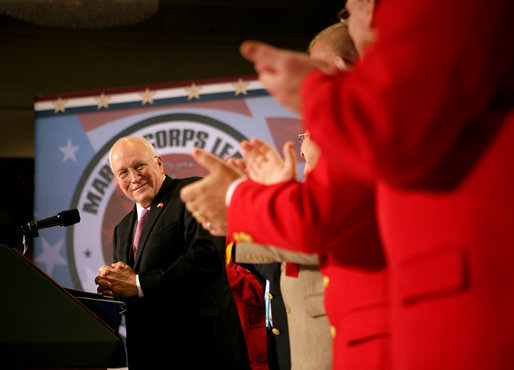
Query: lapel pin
157 202 164 208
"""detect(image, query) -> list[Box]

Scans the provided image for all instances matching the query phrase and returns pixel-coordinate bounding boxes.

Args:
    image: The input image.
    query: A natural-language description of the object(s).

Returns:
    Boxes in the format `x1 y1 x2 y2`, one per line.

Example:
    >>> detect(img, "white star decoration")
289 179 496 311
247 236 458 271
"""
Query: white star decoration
140 88 155 105
186 83 201 100
59 138 80 162
35 238 67 276
232 78 249 96
95 93 110 109
53 97 67 113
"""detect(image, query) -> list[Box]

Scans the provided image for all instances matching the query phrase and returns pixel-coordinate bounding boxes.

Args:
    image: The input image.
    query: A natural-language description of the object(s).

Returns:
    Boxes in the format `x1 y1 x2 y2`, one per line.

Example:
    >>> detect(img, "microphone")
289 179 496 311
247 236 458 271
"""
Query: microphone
20 209 81 255
22 209 80 239
34 209 80 230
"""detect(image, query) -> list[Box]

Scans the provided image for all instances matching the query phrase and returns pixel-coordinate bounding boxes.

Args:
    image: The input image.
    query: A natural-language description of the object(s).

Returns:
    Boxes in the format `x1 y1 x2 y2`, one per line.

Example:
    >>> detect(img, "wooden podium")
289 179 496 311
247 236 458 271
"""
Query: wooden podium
0 244 125 368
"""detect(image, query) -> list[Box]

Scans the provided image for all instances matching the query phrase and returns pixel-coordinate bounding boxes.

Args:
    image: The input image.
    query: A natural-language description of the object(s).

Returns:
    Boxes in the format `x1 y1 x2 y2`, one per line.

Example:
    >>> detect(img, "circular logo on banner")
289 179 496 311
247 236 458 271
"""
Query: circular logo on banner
68 113 246 293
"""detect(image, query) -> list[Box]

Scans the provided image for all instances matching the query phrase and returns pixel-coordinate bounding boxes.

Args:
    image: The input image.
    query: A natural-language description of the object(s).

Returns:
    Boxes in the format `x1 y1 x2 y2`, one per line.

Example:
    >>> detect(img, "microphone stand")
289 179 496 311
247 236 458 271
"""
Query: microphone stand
20 221 39 256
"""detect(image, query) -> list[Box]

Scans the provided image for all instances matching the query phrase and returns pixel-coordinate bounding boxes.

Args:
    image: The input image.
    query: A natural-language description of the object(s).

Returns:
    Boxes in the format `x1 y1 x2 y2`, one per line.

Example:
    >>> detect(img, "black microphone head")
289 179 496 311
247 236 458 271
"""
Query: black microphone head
58 209 80 227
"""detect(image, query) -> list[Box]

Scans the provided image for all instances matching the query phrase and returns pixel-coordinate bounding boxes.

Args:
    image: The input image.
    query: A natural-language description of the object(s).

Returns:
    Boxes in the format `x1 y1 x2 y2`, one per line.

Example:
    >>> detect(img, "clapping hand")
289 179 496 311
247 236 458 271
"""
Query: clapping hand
240 41 335 113
241 138 297 184
180 148 245 236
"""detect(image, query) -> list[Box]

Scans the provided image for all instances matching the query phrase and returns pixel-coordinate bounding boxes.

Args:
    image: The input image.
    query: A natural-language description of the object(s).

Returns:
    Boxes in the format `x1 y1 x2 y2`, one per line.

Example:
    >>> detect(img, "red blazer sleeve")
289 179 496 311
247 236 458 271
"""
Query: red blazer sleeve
227 154 379 259
303 0 514 188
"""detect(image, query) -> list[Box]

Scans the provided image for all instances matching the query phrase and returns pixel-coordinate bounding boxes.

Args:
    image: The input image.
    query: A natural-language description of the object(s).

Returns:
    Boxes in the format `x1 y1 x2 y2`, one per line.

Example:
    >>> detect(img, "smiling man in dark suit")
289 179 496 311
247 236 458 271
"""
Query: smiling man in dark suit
95 136 248 369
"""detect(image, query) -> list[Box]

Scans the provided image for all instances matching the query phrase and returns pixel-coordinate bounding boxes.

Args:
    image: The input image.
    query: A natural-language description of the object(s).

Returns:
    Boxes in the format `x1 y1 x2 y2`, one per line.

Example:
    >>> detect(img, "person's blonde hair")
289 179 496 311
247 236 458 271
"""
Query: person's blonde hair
308 22 358 65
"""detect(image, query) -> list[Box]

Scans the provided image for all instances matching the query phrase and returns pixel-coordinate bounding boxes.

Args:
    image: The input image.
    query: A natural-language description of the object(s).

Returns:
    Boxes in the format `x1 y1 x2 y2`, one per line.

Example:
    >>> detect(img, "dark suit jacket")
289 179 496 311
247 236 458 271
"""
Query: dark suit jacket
113 175 248 369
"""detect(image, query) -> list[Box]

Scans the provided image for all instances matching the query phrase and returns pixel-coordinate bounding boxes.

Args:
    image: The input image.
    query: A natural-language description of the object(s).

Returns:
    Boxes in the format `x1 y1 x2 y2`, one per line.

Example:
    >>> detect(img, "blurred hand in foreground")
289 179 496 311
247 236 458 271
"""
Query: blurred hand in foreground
241 138 297 184
240 40 335 113
180 148 245 236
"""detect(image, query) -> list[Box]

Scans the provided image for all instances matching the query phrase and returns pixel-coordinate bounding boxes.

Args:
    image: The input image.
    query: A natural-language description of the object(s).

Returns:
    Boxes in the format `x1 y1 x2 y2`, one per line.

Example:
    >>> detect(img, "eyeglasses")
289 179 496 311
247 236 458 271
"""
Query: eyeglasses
297 133 309 144
337 7 349 23
114 157 156 183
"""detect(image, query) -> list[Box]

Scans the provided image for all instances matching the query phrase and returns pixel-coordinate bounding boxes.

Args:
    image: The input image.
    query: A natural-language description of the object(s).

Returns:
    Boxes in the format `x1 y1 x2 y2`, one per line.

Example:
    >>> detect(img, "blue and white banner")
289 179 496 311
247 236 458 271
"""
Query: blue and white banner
33 76 303 292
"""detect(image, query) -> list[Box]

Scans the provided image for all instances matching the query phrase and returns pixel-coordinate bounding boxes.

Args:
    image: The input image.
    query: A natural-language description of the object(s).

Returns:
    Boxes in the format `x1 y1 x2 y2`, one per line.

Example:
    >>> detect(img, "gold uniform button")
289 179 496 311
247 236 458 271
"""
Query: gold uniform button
272 328 280 336
323 275 330 288
267 292 274 300
330 325 337 338
233 232 254 243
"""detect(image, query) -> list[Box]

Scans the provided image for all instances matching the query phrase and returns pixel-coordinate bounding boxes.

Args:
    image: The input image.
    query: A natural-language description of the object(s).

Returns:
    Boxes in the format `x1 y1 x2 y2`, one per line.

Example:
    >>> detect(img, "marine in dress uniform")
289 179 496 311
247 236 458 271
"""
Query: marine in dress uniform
235 243 333 370
299 0 514 368
228 153 389 370
225 244 271 370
